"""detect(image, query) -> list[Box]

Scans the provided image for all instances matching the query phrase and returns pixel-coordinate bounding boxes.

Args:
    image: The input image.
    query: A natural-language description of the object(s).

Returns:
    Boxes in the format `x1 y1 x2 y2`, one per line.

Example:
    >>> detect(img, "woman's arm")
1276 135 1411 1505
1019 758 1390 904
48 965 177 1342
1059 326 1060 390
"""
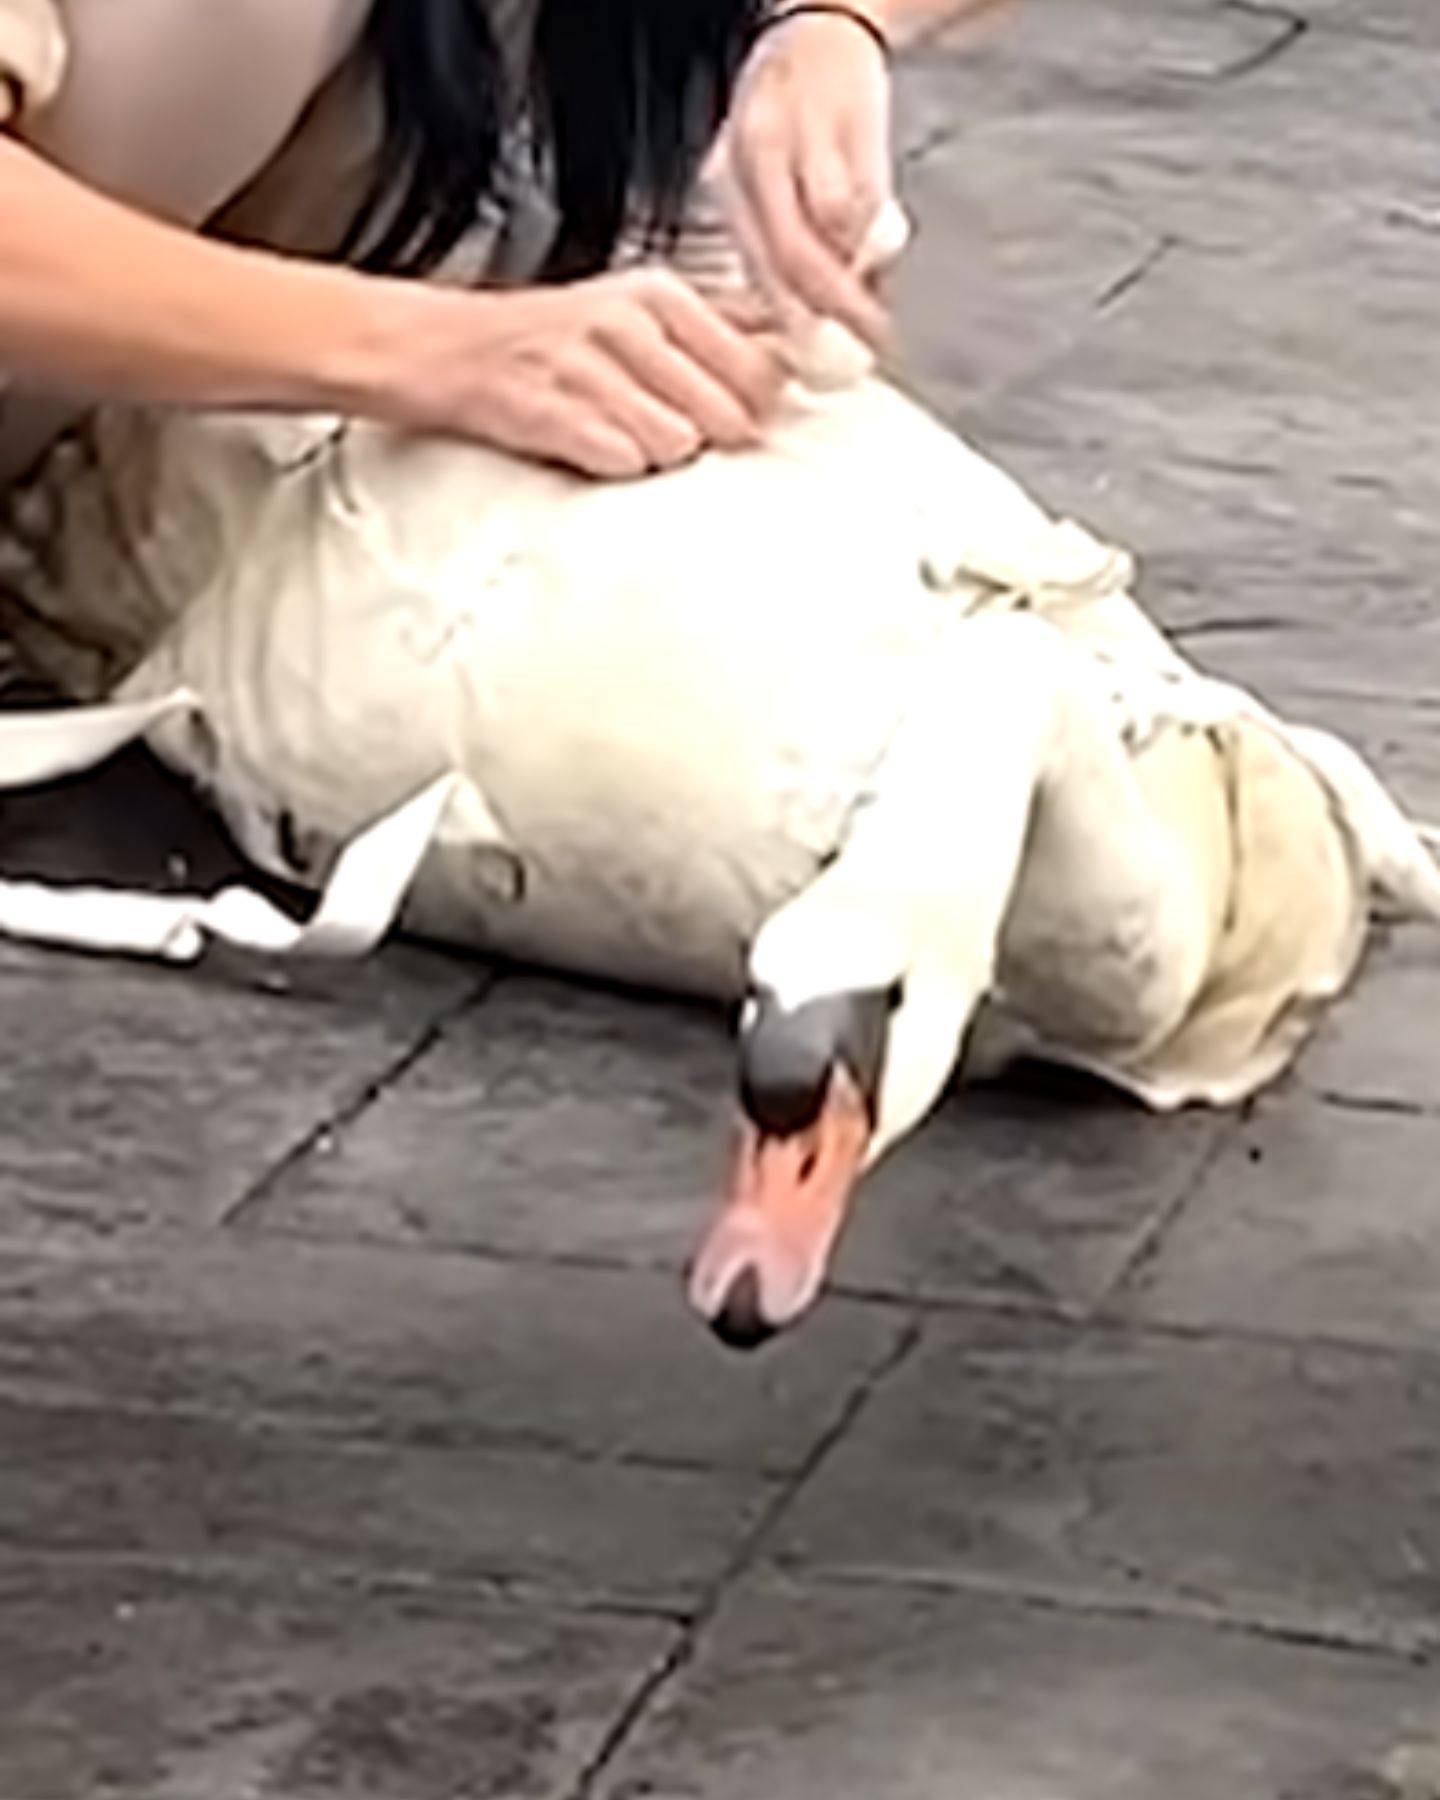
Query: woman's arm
0 133 394 414
0 134 781 476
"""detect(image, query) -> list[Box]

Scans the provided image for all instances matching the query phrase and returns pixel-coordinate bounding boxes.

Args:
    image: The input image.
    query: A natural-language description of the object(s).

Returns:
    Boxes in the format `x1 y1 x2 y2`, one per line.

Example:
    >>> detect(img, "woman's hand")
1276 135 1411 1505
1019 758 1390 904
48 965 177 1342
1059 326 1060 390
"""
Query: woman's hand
383 268 786 480
716 8 895 348
0 140 782 484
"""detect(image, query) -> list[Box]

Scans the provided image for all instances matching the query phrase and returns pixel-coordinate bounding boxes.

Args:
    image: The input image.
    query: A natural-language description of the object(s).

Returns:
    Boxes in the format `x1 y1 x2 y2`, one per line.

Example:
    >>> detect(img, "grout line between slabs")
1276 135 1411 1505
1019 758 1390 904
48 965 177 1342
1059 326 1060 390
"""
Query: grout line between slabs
217 970 497 1232
564 1315 928 1800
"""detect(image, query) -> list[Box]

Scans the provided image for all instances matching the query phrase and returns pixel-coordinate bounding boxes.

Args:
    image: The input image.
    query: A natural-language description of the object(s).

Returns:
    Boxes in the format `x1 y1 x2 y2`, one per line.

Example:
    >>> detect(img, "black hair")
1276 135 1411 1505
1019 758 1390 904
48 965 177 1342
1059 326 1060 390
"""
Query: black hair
343 0 764 280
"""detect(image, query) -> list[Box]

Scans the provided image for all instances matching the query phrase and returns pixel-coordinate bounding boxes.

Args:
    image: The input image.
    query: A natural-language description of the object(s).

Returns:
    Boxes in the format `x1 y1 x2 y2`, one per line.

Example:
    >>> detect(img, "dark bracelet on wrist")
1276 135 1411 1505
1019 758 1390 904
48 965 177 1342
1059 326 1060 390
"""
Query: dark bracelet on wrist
749 4 893 64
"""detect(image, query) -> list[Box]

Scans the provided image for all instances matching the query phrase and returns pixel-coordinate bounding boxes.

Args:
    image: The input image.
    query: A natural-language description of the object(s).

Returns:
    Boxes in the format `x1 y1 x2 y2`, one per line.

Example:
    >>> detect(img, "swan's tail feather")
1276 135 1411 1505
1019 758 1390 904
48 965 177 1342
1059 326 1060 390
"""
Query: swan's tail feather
1285 723 1440 923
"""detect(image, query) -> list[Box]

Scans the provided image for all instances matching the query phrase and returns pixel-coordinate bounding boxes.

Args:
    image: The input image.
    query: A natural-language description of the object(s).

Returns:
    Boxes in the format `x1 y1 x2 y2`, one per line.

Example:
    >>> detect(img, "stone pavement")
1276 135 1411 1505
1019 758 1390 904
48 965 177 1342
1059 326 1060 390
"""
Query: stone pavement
2 0 1440 1793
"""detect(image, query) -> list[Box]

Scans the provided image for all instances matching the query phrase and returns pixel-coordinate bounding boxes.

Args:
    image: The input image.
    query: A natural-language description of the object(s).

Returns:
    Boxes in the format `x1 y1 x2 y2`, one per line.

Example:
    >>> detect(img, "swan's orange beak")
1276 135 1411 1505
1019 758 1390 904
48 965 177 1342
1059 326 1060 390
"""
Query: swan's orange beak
686 1065 872 1349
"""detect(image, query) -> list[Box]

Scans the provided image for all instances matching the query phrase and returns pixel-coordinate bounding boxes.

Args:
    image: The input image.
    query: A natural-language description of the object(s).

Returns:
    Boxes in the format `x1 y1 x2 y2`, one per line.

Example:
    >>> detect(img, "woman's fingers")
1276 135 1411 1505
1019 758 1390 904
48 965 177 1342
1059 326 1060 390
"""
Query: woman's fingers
732 119 886 345
642 275 787 423
383 270 786 479
719 11 897 347
608 327 763 449
797 132 876 267
561 349 705 472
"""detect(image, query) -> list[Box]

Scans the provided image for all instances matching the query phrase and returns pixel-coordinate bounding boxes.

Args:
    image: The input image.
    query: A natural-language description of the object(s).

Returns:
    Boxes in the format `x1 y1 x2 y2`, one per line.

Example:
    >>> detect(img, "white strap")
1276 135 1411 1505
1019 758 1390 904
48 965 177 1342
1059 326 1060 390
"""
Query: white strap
0 691 196 787
0 690 455 963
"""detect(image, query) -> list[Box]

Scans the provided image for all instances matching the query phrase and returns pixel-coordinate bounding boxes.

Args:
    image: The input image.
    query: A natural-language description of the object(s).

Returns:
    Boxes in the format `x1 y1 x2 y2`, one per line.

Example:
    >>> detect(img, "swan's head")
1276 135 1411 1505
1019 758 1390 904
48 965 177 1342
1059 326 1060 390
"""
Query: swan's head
686 899 970 1350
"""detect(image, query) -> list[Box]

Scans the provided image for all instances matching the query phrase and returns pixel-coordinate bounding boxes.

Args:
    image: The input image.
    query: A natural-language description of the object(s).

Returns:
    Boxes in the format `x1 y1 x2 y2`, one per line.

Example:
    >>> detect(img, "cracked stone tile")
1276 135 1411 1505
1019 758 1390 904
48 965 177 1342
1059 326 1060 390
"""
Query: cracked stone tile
769 1310 1440 1649
0 1234 906 1477
1119 1089 1440 1351
596 1576 1440 1800
0 1396 771 1611
0 1559 672 1800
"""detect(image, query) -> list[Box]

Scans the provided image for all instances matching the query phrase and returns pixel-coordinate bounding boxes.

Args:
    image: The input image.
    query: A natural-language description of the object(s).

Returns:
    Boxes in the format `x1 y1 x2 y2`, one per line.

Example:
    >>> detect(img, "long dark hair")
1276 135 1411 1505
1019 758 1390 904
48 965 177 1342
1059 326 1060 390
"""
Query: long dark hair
343 0 763 280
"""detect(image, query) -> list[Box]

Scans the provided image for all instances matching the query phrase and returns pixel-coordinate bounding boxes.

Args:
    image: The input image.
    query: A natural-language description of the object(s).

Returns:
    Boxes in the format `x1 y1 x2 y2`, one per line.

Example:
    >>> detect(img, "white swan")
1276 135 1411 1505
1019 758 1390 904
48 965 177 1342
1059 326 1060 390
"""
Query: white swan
1 273 1437 1350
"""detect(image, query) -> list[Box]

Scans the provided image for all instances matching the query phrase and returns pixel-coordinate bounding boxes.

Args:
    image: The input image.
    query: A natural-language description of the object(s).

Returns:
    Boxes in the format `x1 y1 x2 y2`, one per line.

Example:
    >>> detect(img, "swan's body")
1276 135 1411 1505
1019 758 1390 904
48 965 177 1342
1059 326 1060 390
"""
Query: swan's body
3 371 1436 1343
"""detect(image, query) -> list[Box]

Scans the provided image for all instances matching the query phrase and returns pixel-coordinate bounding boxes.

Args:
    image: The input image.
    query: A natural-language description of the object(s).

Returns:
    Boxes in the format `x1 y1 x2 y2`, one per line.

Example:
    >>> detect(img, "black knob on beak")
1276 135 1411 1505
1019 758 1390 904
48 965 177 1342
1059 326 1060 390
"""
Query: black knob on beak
738 981 901 1136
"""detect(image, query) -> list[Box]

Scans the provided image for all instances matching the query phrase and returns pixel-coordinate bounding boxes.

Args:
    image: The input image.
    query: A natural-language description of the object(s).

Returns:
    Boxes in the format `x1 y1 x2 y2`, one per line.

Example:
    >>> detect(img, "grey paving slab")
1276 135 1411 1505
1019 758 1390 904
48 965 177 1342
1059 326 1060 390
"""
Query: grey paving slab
1164 635 1440 728
1168 25 1436 221
951 410 1434 663
244 972 1222 1316
1294 0 1437 47
770 1311 1440 1650
0 936 480 1241
1231 24 1440 198
1107 895 1440 1367
1296 925 1440 1112
1142 196 1438 427
1120 1096 1440 1351
596 1578 1440 1800
891 4 1356 418
970 214 1440 647
958 380 1439 701
904 2 1436 255
891 131 1159 415
899 0 1313 147
0 1396 769 1612
0 1234 905 1475
896 6 1440 708
243 975 735 1268
0 1559 671 1800
839 1073 1224 1312
1 712 488 1242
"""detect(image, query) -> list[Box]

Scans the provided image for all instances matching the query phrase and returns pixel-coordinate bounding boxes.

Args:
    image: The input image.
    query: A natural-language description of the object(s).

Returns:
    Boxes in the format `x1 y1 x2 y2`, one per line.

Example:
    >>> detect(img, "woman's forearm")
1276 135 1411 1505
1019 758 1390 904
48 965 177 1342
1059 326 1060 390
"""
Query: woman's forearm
0 132 417 417
0 132 788 479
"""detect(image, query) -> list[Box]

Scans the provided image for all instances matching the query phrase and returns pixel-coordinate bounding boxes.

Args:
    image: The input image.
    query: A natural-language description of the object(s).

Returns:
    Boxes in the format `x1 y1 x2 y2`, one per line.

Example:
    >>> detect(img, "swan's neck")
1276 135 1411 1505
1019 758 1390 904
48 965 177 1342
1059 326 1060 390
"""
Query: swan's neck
755 615 1083 1151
